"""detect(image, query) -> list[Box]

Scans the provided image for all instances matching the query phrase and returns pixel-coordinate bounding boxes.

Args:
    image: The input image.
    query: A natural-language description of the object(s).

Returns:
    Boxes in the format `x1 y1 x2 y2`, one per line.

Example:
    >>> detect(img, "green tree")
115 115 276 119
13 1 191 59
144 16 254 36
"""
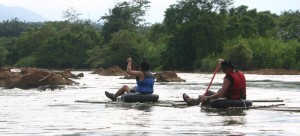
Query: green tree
0 46 8 66
162 0 232 70
12 21 103 68
141 24 168 69
0 18 33 37
0 37 17 65
256 11 277 37
238 37 300 70
223 44 253 70
11 22 57 66
147 23 168 45
135 38 167 70
198 53 221 71
34 21 103 68
100 0 150 43
277 10 300 41
225 6 258 39
88 30 140 68
62 7 83 22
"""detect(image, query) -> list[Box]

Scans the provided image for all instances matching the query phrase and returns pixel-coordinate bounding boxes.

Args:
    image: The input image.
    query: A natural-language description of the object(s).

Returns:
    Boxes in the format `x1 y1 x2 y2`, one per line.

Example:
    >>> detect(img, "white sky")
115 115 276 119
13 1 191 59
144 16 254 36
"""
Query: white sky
0 0 299 24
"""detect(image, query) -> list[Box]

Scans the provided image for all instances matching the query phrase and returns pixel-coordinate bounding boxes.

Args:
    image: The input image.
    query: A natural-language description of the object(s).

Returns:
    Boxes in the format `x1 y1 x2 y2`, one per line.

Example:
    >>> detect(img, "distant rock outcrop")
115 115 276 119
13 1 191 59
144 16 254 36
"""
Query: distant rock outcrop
92 66 127 76
91 66 186 82
0 67 80 90
154 71 186 82
62 69 84 79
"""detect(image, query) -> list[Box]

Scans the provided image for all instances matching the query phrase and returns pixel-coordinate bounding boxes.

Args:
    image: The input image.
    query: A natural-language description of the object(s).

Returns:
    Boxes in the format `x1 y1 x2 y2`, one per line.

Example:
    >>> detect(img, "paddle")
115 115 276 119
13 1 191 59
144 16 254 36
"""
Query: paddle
203 59 224 96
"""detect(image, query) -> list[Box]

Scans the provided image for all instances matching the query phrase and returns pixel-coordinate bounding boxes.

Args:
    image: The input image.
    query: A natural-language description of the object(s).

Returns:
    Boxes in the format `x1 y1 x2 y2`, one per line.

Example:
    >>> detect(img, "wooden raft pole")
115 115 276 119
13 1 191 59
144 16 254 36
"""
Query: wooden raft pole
75 100 107 104
175 99 284 103
258 106 300 112
251 99 284 102
75 100 289 109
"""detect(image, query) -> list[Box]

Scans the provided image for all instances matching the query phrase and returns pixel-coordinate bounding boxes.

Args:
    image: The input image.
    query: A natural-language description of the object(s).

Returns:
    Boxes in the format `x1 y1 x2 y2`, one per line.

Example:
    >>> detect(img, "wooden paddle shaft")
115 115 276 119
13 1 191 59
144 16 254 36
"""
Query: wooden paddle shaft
204 61 221 96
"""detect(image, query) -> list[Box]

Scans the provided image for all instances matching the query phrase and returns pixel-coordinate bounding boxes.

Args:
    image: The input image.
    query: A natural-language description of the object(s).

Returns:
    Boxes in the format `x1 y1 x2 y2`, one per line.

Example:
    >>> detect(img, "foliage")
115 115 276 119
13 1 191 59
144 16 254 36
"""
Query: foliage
226 6 258 39
0 18 36 37
256 11 277 37
222 43 253 70
135 39 167 70
62 7 83 22
100 0 150 43
0 46 8 66
197 53 221 71
14 56 37 67
0 37 17 65
247 37 300 69
11 21 103 68
0 1 300 71
88 30 140 68
277 10 300 41
162 0 230 71
147 23 168 44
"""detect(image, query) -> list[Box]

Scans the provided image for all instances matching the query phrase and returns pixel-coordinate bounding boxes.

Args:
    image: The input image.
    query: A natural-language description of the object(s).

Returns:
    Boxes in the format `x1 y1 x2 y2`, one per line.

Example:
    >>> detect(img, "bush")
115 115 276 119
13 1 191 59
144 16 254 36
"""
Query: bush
197 53 221 72
14 56 37 67
222 44 253 70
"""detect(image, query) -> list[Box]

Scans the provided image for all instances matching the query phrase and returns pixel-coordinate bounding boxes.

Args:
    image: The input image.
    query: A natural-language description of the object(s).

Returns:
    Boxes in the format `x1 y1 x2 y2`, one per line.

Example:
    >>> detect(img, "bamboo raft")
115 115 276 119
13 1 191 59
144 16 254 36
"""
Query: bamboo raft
75 99 299 112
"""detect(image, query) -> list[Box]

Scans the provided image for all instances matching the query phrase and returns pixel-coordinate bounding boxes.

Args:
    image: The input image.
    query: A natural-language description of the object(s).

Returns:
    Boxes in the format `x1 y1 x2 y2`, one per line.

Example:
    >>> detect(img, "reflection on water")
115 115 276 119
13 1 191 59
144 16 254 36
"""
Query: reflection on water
105 102 153 112
0 72 299 135
201 107 247 116
222 117 245 126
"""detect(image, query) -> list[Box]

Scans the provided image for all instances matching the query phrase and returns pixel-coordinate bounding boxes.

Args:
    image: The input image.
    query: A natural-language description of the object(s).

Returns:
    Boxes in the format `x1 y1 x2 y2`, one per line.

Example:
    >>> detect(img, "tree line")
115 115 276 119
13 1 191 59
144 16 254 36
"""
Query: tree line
0 0 299 71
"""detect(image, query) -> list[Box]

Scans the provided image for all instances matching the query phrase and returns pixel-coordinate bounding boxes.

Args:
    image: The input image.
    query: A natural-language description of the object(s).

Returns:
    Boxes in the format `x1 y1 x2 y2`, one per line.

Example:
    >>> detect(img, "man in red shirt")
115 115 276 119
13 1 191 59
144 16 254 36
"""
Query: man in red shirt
183 60 246 106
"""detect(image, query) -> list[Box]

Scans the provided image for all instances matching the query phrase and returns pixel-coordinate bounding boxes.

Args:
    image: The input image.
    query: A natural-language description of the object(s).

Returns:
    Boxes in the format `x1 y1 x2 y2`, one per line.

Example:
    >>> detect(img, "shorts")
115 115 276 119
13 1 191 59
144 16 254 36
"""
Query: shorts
128 89 153 94
128 89 137 94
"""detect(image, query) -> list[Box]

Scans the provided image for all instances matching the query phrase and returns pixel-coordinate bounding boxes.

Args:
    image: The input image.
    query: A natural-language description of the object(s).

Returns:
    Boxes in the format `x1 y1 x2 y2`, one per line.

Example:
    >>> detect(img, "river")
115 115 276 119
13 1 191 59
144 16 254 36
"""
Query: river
0 71 299 135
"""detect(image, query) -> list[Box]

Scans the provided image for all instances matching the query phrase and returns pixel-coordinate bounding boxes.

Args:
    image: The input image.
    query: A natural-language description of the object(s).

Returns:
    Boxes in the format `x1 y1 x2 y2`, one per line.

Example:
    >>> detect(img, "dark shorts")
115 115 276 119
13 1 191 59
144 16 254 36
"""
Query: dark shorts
129 89 136 93
129 89 153 94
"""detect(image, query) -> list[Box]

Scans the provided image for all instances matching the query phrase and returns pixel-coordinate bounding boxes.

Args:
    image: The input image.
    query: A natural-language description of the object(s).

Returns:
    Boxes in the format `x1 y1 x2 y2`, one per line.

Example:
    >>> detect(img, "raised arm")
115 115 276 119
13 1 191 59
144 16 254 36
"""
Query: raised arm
126 58 143 77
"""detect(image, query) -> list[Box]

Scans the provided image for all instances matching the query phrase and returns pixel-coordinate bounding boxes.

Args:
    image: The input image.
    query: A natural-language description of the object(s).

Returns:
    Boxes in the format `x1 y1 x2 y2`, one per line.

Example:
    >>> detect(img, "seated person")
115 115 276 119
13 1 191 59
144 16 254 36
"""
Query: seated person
183 60 246 105
105 58 155 101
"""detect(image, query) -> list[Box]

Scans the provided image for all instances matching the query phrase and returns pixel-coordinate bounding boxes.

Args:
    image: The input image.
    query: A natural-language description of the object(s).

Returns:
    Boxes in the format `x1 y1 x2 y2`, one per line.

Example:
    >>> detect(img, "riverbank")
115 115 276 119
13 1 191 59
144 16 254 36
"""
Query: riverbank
179 68 300 75
7 67 300 75
243 69 300 75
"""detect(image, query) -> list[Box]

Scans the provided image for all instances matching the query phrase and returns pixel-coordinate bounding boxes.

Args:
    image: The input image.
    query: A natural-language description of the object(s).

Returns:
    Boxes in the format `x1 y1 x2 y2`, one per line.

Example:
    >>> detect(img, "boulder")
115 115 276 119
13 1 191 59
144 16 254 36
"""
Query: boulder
76 73 84 77
92 66 127 76
0 68 15 87
154 71 186 82
61 69 81 79
0 67 78 89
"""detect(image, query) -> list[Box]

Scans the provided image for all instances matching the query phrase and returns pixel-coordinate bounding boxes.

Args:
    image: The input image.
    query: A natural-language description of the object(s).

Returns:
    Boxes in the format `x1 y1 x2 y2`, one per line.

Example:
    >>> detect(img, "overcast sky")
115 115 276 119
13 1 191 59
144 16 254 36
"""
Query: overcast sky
0 0 299 24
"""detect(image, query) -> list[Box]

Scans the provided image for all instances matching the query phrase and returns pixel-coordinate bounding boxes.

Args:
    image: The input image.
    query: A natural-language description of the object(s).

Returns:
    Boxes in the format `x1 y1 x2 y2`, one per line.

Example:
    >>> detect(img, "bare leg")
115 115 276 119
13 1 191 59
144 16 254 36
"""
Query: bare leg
183 93 201 106
183 90 216 106
105 85 131 101
114 85 130 98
